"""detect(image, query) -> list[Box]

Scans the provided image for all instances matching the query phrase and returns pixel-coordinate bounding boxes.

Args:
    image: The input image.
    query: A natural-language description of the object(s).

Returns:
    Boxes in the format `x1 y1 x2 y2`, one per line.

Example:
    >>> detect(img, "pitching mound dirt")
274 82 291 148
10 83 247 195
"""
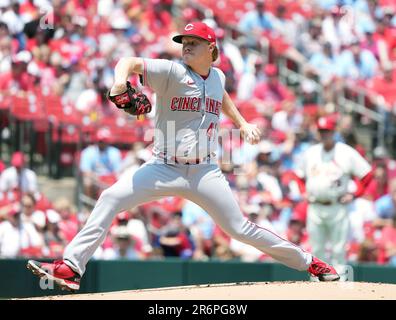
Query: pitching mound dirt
26 281 396 300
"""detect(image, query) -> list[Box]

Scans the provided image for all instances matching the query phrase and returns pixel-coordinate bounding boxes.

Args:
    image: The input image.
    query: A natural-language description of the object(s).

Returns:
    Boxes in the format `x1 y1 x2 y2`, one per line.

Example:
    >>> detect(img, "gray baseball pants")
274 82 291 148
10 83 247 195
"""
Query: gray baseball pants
64 159 312 275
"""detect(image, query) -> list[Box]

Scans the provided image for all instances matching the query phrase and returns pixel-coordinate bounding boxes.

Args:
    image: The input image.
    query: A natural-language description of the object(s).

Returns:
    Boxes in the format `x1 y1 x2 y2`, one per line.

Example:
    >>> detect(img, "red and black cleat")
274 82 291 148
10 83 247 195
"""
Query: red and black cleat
27 260 81 291
308 256 340 282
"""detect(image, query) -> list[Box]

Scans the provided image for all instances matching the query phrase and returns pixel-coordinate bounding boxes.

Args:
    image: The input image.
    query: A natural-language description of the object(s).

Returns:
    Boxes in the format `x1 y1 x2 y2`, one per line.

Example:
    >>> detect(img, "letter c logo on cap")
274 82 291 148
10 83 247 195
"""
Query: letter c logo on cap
185 24 194 31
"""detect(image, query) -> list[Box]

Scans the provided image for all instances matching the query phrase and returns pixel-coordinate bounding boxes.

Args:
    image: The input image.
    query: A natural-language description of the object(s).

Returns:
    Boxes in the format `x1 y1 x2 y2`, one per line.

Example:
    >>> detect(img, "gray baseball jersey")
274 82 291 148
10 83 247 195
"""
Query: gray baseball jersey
142 58 224 160
62 58 312 276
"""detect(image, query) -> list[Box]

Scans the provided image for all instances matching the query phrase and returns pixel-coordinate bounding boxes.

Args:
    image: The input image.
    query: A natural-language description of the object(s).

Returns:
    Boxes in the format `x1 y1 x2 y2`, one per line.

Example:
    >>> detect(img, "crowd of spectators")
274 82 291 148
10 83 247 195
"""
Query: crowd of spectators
1 0 396 265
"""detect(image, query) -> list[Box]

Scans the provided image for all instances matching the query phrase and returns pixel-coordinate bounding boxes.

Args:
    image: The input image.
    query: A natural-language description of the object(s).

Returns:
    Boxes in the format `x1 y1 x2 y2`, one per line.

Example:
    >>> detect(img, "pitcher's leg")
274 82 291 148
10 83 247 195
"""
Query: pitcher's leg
64 164 166 275
186 166 312 271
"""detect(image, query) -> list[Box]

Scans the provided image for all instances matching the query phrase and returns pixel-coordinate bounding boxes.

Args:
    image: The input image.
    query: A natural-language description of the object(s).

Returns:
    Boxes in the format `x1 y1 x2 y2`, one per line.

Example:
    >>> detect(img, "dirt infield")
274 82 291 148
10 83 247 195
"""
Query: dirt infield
27 281 396 300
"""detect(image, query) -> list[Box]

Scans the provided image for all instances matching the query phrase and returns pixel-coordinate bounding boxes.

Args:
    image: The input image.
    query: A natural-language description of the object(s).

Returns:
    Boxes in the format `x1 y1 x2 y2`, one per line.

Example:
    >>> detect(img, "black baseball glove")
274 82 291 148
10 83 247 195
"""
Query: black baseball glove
107 81 152 116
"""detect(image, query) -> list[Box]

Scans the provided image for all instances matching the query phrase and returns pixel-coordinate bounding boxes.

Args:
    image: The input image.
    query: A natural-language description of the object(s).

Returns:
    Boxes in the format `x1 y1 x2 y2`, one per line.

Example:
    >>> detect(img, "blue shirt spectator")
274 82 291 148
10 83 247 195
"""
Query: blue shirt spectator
239 12 273 34
80 145 121 176
337 44 378 80
375 195 396 219
314 0 358 10
315 0 337 9
375 178 396 219
238 1 274 34
281 141 311 171
308 42 341 84
182 201 215 240
80 128 122 176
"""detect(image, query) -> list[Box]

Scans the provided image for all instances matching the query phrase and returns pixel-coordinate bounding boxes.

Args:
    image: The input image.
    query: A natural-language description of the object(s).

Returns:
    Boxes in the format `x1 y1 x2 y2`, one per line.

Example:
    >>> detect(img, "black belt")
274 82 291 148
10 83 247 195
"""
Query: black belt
309 200 334 206
171 156 202 165
158 153 212 165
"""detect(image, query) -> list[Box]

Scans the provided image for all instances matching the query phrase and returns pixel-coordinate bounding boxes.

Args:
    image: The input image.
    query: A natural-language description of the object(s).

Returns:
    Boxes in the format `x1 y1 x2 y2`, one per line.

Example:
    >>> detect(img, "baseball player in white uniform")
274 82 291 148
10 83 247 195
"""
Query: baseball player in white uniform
27 22 339 291
297 116 373 269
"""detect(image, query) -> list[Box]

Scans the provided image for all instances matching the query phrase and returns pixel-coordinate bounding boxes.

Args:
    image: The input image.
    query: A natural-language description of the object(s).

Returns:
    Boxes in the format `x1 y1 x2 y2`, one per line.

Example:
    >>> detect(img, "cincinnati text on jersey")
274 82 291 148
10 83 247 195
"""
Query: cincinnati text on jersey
170 96 221 116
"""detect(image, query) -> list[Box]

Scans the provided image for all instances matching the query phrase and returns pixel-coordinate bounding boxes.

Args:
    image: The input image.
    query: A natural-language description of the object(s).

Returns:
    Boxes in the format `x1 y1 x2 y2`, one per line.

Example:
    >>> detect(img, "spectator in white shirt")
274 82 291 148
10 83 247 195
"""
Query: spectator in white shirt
271 101 303 134
0 0 25 49
0 0 24 35
322 6 355 54
0 151 38 194
126 208 153 256
20 193 46 232
0 206 44 258
103 225 143 260
236 57 266 101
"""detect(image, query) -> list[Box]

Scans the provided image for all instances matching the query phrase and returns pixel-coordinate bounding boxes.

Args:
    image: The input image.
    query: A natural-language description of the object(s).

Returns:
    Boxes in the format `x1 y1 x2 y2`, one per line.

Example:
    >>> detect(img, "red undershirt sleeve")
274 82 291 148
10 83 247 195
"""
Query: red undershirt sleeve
353 170 374 198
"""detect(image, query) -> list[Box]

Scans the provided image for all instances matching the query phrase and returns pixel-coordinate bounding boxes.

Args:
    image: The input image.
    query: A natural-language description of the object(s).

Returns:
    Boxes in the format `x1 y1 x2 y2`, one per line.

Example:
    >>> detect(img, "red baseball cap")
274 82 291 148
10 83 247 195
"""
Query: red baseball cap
116 211 130 221
264 64 278 76
317 116 337 131
8 203 21 217
173 22 216 44
11 151 25 168
96 128 112 143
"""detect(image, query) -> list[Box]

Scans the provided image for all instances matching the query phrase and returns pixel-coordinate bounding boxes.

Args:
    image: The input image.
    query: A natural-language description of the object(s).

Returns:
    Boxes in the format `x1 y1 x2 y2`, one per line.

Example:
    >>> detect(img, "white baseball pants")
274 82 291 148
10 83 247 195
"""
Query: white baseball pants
307 203 349 266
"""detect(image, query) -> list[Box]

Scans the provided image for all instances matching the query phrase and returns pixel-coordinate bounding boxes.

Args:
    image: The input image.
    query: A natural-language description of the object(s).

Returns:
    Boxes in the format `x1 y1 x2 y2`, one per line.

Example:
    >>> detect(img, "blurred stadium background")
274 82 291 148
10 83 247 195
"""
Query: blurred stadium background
1 0 396 298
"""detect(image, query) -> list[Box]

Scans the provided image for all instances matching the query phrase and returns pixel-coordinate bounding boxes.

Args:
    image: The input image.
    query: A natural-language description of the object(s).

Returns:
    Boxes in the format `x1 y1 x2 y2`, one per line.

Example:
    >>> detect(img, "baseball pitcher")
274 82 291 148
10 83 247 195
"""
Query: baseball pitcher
27 22 339 291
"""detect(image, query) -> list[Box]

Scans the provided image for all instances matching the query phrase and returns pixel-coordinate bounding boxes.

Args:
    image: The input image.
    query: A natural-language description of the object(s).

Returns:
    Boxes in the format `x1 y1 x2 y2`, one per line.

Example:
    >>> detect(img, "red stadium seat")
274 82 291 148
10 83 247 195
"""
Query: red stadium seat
51 124 81 144
0 92 11 111
237 101 263 121
10 94 45 122
42 94 81 126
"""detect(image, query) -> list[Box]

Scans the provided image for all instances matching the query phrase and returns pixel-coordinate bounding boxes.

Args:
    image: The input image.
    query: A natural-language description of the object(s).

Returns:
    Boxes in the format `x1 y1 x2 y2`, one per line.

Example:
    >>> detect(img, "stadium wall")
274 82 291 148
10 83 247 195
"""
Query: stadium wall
1 259 395 298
